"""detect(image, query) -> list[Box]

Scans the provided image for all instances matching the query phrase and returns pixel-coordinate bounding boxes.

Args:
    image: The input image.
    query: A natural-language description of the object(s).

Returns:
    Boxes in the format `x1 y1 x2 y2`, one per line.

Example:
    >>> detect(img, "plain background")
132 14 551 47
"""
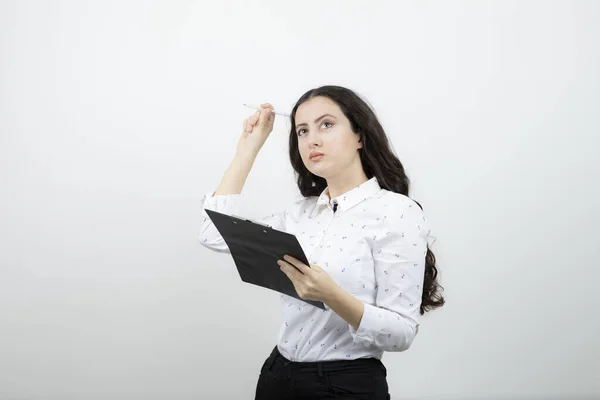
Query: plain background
1 1 599 399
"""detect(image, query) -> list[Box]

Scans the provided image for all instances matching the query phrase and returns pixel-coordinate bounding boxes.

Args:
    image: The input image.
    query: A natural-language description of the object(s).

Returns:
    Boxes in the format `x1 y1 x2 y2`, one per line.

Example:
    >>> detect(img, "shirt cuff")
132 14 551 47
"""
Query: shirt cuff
200 191 242 219
348 302 380 347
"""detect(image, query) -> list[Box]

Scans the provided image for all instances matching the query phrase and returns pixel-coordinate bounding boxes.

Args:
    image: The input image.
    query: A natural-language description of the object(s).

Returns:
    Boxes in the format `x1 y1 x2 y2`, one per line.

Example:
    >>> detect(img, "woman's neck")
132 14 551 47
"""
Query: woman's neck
326 172 369 200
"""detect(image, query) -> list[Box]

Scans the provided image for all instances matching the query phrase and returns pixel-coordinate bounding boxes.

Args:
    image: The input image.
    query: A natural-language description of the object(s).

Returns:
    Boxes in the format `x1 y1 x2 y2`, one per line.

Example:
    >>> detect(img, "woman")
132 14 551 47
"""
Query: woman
199 85 445 399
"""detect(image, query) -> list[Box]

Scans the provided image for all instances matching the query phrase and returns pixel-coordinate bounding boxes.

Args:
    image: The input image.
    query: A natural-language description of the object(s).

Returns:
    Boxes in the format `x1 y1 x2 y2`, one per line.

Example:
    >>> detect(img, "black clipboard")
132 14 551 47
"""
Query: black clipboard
204 209 326 310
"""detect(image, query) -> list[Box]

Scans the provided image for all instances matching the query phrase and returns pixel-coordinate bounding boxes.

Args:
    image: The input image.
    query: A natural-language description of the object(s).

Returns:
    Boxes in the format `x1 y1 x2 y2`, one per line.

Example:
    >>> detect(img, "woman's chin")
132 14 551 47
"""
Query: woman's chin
308 168 332 180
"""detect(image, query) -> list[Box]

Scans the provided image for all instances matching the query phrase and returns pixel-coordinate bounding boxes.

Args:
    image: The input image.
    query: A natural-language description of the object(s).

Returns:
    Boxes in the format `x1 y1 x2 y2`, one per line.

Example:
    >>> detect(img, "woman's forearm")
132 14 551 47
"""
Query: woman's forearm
214 151 258 196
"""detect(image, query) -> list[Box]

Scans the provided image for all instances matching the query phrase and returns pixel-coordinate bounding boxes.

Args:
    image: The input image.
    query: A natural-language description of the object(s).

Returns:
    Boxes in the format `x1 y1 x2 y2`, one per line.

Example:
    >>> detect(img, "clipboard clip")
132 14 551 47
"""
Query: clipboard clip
231 214 272 229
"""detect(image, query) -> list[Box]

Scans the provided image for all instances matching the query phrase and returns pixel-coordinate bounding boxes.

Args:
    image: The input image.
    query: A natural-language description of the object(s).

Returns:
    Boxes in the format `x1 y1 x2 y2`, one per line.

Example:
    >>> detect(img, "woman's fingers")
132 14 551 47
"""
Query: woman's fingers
262 108 272 122
249 110 260 126
242 105 275 137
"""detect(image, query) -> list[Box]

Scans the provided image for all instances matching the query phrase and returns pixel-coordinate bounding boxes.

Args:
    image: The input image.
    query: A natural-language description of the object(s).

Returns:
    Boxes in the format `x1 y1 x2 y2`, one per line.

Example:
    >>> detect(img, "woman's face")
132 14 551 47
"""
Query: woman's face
294 96 363 179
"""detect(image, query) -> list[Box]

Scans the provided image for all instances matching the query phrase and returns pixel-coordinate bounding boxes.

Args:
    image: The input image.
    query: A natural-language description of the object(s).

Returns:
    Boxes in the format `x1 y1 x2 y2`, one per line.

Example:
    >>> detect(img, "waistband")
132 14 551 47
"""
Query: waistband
266 346 385 377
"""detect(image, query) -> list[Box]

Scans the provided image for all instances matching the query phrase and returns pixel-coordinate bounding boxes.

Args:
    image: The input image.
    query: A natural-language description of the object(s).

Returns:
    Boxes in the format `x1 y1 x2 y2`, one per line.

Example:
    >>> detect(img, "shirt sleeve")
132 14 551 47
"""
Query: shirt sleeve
349 196 430 352
198 191 287 253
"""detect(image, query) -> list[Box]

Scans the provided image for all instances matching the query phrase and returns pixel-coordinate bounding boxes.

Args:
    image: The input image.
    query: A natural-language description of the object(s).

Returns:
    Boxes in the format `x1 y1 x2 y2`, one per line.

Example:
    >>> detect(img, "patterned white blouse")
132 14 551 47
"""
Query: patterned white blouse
198 177 434 362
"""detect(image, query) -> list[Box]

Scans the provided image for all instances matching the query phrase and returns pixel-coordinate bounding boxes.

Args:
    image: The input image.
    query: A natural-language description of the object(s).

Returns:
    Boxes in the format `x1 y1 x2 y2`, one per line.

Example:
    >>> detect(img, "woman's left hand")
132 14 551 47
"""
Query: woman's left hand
278 255 339 302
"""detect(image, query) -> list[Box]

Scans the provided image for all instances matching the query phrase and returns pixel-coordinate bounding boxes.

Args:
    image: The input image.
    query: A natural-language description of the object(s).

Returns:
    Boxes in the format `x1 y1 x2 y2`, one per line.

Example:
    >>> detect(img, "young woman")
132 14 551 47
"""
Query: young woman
199 85 445 399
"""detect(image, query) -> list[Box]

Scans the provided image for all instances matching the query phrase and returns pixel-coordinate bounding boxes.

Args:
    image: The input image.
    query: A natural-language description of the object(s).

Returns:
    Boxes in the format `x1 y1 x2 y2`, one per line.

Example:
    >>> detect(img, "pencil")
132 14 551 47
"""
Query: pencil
243 103 290 118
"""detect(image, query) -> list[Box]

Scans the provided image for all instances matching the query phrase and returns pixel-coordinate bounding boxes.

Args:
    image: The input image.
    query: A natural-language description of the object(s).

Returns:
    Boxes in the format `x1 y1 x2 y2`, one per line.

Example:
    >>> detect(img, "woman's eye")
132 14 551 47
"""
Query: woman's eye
297 122 332 136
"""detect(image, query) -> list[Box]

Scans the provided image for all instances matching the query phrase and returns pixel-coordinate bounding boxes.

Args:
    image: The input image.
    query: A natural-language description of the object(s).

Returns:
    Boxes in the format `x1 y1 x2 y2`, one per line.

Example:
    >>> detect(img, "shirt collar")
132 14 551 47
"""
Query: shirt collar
311 177 381 217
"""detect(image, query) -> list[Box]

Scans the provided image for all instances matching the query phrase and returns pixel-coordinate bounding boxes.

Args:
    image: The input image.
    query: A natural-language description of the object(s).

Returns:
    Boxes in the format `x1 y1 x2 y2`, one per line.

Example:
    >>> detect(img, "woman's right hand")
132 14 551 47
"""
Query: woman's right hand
236 103 276 157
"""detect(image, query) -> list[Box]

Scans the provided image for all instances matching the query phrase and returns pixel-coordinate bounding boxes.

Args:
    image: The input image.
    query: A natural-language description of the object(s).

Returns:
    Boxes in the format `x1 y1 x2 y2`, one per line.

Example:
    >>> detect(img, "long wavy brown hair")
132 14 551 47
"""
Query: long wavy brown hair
287 85 445 315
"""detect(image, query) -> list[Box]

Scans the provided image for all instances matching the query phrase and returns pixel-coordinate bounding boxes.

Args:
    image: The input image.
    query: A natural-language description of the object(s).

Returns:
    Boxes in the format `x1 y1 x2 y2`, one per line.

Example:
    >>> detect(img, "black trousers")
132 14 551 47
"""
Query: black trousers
255 346 390 400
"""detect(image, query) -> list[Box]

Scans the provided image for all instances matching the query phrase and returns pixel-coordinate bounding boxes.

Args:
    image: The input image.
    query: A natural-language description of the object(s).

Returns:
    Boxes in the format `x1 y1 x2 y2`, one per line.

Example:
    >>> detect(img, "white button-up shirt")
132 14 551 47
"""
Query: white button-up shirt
198 177 434 362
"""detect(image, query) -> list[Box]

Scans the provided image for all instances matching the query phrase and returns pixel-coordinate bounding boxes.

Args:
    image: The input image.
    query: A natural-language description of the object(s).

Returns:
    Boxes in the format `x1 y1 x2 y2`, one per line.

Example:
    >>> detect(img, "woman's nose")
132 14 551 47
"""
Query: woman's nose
307 133 321 147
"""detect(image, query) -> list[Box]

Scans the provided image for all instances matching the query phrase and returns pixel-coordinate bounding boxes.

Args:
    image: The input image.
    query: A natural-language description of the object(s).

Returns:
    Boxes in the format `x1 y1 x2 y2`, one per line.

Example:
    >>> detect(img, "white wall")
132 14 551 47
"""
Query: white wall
1 1 599 399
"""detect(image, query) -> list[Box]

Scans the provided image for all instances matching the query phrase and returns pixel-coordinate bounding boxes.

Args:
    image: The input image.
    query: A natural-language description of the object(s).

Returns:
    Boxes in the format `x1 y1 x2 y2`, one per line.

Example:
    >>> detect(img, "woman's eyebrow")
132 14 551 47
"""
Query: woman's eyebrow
296 114 337 129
